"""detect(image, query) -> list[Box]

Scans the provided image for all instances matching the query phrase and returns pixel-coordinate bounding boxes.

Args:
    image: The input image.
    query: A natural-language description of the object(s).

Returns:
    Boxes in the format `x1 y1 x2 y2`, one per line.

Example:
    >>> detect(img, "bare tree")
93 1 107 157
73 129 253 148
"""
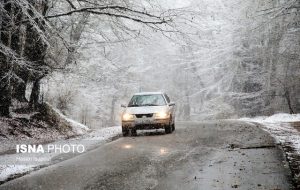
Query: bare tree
0 0 174 117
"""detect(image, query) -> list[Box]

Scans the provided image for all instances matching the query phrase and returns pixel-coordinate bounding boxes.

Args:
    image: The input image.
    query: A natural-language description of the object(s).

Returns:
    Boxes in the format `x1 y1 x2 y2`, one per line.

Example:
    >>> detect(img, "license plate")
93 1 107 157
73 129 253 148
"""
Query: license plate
135 119 152 124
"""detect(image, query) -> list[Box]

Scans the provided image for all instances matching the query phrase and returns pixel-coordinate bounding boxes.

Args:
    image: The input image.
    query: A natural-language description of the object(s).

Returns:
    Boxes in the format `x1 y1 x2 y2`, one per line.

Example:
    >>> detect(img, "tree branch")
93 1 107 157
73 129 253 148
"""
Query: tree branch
65 0 77 9
86 10 168 24
45 6 163 20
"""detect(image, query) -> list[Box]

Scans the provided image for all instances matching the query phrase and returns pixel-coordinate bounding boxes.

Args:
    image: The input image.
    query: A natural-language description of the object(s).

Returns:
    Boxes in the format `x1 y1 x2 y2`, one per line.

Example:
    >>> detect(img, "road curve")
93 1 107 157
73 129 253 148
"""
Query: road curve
0 121 293 190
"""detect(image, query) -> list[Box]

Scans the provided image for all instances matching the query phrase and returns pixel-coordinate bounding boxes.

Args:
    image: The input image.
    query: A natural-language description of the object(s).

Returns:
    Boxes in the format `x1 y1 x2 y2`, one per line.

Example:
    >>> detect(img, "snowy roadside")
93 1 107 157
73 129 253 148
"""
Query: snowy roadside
239 113 300 188
51 106 90 135
0 103 91 153
0 126 121 184
239 113 300 154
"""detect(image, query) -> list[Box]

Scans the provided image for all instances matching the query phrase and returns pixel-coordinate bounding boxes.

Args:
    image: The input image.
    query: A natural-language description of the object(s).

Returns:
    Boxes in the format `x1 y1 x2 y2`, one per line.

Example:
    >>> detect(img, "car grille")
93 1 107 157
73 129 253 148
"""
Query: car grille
135 114 153 118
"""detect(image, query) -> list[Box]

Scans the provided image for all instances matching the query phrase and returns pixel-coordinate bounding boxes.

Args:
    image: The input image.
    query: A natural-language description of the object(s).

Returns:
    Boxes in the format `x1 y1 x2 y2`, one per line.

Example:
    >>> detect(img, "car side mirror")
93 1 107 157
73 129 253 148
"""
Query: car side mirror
169 102 175 106
121 104 127 108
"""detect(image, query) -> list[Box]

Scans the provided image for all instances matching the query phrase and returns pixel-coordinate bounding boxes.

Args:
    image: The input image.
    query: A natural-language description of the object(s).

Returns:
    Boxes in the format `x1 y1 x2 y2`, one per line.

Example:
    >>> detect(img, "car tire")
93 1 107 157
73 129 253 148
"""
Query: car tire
165 124 172 134
122 127 129 137
131 128 137 136
172 123 175 131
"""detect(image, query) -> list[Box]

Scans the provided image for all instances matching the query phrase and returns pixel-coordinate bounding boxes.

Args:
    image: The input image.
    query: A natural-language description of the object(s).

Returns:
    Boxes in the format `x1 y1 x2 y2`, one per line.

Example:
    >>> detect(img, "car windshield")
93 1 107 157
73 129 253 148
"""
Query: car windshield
128 94 167 107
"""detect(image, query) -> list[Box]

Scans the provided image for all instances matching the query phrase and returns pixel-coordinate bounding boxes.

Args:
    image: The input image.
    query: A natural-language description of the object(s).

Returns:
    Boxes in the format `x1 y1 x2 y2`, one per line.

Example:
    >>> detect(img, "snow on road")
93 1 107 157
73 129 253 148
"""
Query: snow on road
239 113 300 187
0 126 121 183
239 113 300 154
240 113 300 123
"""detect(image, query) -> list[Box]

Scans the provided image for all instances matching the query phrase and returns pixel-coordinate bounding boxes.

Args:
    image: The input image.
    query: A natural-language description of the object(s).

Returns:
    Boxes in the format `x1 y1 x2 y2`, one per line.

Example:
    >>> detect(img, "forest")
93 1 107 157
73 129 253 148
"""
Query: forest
0 0 300 128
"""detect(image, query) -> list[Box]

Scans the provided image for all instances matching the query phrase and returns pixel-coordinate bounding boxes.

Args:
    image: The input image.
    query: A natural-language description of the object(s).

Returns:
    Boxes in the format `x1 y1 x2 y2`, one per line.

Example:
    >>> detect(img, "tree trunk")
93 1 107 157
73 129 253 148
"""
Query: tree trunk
284 90 295 114
65 12 89 66
0 1 13 117
12 81 28 102
0 56 11 117
29 79 41 109
0 67 11 117
183 96 191 120
11 4 28 102
110 96 117 125
25 1 49 109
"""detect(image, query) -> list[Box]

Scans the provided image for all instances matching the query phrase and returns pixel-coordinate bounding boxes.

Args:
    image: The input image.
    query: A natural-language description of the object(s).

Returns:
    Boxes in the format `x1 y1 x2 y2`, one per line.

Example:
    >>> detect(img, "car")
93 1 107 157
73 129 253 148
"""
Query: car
121 92 176 136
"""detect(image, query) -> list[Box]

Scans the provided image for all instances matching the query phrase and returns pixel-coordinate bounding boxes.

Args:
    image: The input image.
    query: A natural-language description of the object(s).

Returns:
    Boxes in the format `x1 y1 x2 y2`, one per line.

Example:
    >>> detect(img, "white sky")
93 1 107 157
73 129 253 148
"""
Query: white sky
161 0 191 9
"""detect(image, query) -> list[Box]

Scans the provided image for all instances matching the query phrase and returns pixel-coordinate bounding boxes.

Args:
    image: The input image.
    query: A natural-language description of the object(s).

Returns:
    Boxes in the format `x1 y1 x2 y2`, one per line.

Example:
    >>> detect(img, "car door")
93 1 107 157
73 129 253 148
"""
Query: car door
164 94 175 121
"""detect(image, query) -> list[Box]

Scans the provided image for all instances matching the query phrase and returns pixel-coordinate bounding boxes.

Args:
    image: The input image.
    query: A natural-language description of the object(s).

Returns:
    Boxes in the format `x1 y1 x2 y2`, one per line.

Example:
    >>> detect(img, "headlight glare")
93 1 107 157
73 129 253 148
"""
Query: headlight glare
122 113 134 121
155 111 169 119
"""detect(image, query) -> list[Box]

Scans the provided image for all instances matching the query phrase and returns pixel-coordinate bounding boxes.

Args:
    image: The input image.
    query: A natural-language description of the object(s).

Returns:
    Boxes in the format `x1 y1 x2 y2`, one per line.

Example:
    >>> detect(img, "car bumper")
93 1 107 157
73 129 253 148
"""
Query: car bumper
122 119 170 130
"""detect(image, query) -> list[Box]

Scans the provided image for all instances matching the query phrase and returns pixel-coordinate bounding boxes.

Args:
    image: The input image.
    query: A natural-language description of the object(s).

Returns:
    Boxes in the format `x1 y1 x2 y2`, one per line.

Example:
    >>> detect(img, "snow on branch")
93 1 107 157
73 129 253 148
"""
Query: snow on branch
0 44 48 75
46 5 171 24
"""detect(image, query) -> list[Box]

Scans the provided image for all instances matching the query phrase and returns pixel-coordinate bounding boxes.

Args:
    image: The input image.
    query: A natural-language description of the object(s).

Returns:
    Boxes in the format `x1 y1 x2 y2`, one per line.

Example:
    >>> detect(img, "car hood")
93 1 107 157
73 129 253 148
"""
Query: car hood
125 106 167 114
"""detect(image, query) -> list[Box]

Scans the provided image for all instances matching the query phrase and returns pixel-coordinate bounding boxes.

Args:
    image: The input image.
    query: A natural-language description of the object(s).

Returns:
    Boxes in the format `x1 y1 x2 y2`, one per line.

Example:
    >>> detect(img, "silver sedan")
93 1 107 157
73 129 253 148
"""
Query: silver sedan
121 92 175 136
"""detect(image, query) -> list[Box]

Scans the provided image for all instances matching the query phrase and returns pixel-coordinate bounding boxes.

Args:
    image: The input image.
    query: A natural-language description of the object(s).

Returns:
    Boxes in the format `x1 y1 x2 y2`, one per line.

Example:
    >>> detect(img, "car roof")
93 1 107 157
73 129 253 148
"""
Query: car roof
133 92 165 96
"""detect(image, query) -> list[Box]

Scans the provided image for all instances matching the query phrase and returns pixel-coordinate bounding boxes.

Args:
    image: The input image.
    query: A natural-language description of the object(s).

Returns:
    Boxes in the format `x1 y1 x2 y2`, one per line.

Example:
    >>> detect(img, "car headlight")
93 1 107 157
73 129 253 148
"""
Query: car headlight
122 113 134 121
154 111 169 119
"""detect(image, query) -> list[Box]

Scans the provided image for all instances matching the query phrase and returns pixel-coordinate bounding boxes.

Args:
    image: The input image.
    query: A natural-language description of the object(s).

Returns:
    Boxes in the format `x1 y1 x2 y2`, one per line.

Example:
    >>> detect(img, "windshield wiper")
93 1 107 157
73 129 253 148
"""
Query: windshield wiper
128 104 140 107
143 104 159 106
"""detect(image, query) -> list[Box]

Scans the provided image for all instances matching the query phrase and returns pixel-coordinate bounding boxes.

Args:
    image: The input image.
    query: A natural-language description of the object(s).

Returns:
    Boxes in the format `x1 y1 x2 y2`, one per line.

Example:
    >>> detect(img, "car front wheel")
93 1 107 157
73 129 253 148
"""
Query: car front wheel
122 126 129 137
165 124 172 134
131 128 137 136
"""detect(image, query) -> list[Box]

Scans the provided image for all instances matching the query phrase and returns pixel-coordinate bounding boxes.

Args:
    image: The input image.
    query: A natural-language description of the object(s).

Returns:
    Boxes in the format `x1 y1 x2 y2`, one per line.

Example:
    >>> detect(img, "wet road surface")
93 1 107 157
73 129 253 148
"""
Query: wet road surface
0 121 293 190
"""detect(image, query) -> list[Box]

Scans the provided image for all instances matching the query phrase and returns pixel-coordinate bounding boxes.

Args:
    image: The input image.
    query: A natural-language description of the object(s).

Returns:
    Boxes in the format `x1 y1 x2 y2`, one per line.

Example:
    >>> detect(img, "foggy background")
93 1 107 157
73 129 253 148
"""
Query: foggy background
31 0 300 128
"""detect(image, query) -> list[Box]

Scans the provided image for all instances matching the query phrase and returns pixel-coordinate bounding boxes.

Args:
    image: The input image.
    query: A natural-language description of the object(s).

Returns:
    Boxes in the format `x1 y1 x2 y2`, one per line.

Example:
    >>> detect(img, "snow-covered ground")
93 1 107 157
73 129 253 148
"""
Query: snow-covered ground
0 103 92 153
239 113 300 187
51 106 90 135
240 113 300 123
0 126 121 183
239 113 300 154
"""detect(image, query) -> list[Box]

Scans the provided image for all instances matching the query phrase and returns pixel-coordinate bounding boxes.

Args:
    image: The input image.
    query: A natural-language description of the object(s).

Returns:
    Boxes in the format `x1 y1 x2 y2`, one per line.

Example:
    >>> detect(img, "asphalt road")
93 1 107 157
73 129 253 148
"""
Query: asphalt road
0 121 293 190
